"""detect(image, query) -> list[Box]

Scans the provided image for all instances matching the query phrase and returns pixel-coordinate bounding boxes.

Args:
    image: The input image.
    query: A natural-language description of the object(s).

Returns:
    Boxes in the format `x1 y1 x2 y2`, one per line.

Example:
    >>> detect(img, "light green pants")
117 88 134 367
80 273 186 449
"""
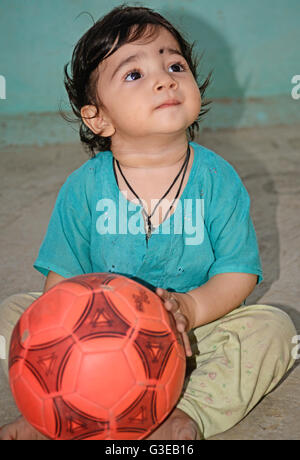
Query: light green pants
0 293 297 439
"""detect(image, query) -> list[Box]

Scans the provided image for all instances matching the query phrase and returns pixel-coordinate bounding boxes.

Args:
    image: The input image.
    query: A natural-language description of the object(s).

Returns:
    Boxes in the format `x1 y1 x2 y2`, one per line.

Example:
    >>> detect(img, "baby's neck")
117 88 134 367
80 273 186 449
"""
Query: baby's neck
111 136 190 171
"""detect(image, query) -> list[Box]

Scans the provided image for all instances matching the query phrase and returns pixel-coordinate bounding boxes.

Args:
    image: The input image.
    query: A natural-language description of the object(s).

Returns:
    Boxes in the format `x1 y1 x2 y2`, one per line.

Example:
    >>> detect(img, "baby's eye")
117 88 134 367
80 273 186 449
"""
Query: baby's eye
124 69 142 82
124 62 187 82
169 62 187 72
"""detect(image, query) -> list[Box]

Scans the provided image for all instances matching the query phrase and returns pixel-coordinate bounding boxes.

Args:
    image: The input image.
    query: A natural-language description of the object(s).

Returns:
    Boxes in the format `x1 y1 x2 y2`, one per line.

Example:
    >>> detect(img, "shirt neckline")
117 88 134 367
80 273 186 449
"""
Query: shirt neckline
110 141 198 232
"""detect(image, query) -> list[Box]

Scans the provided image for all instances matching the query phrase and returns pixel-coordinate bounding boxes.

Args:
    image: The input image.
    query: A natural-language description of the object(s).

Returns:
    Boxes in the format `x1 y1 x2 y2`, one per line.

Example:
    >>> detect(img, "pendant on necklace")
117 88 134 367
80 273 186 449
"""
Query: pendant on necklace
146 215 154 247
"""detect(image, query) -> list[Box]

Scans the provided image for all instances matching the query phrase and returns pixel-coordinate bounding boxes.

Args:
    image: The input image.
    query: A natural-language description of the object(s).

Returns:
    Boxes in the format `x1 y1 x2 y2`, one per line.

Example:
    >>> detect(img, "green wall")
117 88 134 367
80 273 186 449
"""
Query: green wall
0 0 299 145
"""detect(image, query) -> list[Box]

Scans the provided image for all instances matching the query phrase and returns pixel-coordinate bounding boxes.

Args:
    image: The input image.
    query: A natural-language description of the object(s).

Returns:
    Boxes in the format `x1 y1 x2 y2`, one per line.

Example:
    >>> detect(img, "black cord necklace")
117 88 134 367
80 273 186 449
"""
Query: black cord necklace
113 144 190 247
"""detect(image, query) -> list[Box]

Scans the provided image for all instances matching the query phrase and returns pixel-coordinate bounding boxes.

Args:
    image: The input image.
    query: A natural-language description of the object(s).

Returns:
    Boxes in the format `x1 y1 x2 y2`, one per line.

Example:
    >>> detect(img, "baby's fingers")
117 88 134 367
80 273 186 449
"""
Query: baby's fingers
156 287 192 357
173 312 192 356
156 287 179 315
181 331 192 357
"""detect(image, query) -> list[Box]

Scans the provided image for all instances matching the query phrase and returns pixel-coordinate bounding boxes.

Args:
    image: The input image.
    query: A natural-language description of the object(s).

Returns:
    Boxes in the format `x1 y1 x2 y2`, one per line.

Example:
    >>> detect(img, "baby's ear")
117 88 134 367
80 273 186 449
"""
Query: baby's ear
80 105 115 137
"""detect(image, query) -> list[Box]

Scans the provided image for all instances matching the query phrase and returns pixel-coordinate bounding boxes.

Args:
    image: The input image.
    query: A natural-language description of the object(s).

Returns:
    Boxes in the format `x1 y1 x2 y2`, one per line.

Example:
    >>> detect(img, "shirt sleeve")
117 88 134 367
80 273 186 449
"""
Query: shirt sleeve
33 168 93 278
206 159 263 285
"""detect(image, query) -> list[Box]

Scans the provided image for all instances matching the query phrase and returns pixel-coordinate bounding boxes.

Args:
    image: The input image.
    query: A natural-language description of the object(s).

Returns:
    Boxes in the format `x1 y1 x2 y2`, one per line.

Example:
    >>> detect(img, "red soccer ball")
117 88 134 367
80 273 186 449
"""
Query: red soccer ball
9 273 186 440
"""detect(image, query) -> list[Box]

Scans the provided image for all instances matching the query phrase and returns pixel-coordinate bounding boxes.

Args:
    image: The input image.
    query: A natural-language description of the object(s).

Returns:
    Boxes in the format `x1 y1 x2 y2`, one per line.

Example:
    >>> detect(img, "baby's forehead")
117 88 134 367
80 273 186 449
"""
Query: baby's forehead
100 27 181 70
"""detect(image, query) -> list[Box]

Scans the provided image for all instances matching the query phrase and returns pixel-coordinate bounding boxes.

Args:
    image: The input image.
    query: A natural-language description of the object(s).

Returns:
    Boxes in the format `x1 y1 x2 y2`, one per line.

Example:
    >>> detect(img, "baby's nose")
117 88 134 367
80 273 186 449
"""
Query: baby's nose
154 73 178 92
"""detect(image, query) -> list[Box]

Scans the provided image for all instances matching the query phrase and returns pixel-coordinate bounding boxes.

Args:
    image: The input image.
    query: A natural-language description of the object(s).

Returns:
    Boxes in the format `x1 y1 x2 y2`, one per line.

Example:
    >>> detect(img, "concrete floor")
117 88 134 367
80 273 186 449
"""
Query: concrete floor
0 123 299 439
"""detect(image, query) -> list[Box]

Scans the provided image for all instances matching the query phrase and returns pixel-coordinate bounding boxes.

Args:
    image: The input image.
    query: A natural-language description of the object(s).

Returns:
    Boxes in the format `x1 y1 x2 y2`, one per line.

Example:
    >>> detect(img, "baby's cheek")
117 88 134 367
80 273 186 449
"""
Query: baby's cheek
191 84 202 116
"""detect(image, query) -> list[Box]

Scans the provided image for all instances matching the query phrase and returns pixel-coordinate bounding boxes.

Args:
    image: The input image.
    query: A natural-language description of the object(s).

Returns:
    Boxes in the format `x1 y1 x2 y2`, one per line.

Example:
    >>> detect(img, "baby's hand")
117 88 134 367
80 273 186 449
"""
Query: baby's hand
155 287 193 357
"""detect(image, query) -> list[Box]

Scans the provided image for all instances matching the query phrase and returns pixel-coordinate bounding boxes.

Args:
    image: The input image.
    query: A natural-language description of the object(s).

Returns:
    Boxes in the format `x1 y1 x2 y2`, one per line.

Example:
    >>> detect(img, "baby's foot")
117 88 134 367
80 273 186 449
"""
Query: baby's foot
146 408 201 440
0 415 48 440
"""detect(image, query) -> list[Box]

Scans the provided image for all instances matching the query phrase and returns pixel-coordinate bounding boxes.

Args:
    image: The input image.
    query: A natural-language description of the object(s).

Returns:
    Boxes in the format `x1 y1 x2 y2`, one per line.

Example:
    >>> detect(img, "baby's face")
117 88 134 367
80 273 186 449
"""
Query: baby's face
95 26 201 141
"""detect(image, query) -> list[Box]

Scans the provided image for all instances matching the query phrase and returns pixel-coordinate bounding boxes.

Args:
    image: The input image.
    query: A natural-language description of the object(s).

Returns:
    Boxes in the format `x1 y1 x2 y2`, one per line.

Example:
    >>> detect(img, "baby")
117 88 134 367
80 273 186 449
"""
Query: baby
0 4 297 440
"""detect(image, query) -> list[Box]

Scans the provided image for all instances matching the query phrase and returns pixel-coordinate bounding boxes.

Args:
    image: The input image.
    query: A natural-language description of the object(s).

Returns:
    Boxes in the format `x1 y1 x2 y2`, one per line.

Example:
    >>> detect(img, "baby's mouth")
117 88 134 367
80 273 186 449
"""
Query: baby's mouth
156 99 181 109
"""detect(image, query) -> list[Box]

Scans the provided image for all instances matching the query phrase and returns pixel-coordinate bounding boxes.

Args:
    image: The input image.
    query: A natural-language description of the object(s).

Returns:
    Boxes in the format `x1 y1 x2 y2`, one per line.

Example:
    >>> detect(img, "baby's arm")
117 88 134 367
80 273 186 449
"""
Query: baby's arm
156 272 256 355
43 271 66 293
181 272 257 329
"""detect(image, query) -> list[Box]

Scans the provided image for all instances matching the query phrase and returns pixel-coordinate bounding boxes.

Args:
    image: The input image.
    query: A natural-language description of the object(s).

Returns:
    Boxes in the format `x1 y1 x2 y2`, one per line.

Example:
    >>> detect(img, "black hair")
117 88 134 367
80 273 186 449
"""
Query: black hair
62 4 213 158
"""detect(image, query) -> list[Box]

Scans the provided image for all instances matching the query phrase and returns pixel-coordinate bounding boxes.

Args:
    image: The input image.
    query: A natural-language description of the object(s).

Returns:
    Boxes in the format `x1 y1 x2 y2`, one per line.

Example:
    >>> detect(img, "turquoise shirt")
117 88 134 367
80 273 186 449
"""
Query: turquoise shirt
34 141 263 293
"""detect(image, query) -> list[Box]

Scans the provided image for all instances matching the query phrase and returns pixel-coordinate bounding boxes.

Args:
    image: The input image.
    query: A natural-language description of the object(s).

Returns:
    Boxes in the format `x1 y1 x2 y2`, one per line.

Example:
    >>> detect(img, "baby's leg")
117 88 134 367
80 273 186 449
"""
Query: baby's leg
176 304 297 440
0 292 42 378
0 292 44 440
